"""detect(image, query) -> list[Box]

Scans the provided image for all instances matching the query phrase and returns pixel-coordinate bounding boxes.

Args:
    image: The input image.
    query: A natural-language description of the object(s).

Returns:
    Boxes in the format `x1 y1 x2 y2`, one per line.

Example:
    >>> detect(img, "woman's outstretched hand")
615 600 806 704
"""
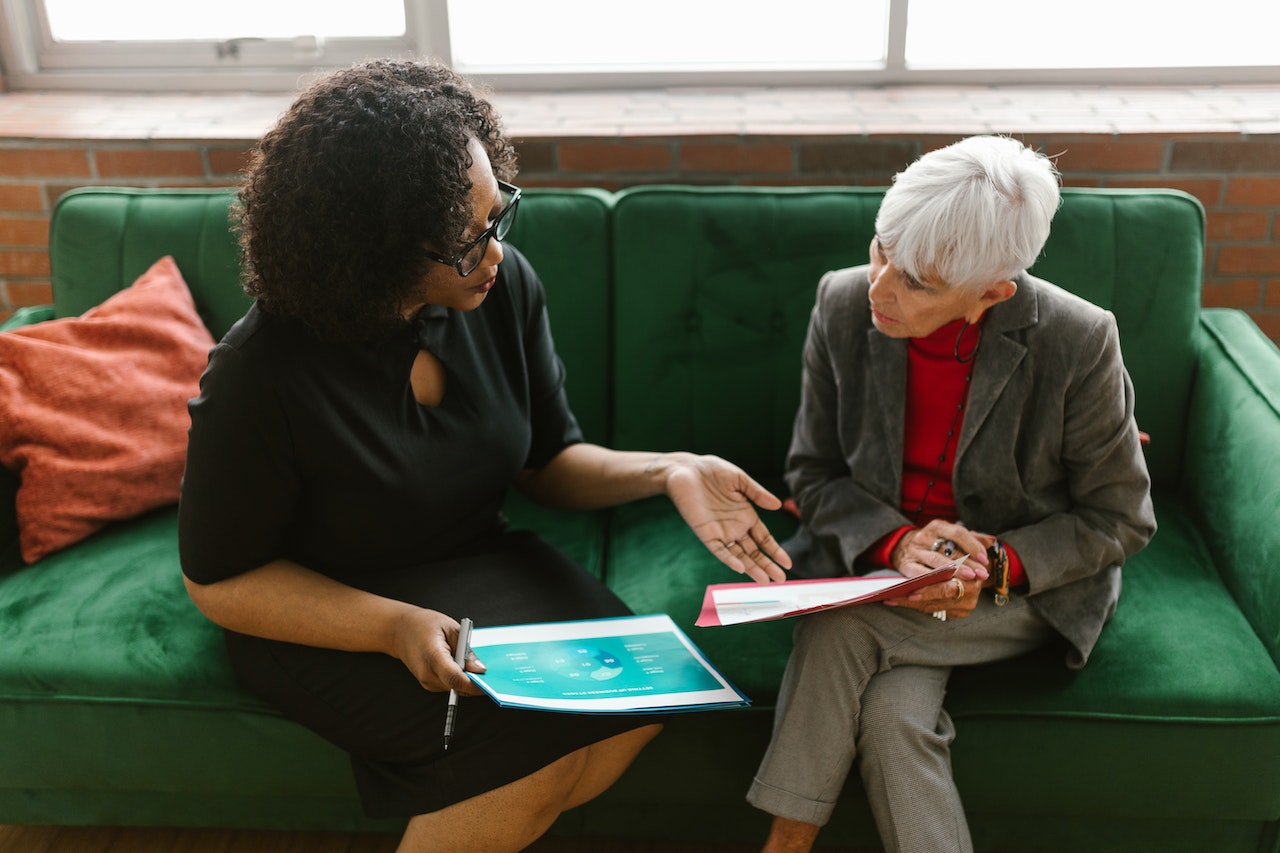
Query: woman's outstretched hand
663 453 792 583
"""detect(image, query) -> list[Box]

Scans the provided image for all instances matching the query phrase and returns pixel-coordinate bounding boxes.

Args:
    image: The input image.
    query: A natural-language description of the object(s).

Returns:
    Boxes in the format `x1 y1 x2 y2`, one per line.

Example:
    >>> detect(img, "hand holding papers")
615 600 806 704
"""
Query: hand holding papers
696 555 969 627
467 614 748 714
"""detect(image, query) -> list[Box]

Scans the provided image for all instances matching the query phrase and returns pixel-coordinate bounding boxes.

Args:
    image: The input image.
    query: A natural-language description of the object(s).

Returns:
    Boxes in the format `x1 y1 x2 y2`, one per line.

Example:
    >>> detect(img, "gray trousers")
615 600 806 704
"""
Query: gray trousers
747 593 1056 853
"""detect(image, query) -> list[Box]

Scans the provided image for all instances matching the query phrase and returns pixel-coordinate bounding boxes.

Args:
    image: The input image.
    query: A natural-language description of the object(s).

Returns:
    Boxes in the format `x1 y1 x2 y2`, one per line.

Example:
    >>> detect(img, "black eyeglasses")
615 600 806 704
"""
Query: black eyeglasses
425 180 521 277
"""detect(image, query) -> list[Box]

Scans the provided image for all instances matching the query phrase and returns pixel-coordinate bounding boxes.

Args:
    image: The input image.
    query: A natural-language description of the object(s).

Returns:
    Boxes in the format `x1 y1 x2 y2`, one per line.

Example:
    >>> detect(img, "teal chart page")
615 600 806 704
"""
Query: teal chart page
467 614 748 713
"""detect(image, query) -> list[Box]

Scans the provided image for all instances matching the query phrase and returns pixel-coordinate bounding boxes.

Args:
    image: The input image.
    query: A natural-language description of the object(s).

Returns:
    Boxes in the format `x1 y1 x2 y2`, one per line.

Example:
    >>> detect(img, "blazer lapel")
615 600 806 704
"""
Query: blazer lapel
868 327 908 487
956 274 1037 459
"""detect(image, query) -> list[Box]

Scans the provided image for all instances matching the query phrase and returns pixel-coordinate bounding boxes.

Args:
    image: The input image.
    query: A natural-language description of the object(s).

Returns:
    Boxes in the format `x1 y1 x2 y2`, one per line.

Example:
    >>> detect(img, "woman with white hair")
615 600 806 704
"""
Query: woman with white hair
748 135 1156 852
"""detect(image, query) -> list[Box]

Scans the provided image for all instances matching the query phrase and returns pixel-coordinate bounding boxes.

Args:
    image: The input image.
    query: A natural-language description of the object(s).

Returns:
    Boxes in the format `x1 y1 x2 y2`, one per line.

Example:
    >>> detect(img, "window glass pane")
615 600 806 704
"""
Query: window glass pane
42 0 406 41
907 0 1280 69
449 0 887 71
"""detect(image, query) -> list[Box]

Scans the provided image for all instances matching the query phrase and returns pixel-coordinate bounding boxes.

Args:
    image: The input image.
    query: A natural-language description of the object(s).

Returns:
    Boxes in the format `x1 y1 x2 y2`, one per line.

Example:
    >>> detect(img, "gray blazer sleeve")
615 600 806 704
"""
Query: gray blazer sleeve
785 269 914 576
988 308 1155 594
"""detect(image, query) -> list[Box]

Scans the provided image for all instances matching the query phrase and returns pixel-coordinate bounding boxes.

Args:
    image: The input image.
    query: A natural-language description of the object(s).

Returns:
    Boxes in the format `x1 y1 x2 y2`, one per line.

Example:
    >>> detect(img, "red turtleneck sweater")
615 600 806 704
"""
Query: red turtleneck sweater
863 318 1025 587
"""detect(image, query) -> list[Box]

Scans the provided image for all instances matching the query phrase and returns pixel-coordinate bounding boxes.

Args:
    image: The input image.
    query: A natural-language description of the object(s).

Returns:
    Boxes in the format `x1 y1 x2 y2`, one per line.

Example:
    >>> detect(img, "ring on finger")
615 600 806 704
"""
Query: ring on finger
942 540 956 557
952 579 965 600
931 538 945 552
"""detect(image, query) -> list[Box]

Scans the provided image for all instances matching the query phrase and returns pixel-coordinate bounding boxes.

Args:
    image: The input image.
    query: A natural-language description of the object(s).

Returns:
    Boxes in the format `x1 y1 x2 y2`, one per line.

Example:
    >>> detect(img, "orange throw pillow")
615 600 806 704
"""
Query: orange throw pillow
0 256 216 563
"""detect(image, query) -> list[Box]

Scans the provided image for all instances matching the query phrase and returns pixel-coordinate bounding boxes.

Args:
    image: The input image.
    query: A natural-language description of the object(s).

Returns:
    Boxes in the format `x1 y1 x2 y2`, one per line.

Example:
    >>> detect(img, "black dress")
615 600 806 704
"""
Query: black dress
178 247 652 818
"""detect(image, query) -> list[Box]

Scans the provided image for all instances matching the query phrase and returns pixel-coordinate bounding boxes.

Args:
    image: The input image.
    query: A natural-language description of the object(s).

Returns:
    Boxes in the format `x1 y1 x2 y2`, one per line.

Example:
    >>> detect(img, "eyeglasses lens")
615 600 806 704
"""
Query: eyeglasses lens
459 241 487 277
458 190 519 276
494 192 518 241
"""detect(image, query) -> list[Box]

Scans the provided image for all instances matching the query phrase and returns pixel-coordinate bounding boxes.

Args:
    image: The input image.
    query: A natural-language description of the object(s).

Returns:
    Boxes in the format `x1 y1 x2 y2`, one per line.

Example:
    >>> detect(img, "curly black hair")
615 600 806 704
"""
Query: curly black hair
236 59 518 342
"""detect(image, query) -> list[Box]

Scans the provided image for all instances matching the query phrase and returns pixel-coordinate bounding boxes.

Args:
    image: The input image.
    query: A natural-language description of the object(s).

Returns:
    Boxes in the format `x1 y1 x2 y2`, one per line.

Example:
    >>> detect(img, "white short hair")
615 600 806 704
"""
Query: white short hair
874 135 1061 292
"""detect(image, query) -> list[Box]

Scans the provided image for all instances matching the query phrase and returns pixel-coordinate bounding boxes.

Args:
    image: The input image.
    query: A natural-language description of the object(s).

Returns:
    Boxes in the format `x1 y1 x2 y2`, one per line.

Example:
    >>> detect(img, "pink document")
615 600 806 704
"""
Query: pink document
695 558 966 627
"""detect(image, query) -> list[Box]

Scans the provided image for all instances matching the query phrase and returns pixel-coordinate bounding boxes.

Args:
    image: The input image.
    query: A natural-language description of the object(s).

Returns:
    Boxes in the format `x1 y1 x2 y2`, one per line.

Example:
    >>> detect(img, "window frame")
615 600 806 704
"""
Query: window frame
0 0 447 90
2 0 1278 92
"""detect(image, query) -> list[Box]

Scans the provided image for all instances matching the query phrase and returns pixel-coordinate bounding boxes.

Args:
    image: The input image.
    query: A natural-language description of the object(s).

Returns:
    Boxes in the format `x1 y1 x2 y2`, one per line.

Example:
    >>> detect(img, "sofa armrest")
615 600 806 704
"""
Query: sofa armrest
1182 308 1280 667
0 304 56 333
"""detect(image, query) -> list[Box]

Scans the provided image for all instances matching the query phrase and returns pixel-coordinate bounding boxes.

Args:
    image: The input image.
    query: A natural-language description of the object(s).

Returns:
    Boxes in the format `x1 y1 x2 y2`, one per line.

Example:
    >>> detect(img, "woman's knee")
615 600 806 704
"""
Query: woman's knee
537 745 593 811
564 723 663 808
397 752 590 853
791 611 880 681
398 722 663 852
857 667 953 756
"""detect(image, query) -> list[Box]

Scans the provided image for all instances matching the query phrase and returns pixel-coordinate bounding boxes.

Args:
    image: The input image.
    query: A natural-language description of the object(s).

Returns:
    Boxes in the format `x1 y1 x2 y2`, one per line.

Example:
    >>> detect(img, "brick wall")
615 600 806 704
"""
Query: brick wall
2 132 1278 342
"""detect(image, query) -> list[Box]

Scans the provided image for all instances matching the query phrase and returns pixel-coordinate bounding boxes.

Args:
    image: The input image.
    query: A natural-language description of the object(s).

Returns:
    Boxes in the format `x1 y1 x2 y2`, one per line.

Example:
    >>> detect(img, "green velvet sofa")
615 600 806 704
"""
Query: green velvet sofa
2 185 1278 853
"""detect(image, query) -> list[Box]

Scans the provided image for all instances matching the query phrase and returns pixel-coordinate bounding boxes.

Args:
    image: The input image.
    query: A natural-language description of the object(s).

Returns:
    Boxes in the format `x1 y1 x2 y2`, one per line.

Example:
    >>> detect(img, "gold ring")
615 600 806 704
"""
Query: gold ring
952 579 965 600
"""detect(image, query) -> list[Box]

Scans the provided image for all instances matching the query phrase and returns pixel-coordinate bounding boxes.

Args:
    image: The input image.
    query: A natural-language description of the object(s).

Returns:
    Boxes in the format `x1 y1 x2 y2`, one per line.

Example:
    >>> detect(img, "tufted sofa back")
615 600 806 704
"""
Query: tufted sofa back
609 186 1204 491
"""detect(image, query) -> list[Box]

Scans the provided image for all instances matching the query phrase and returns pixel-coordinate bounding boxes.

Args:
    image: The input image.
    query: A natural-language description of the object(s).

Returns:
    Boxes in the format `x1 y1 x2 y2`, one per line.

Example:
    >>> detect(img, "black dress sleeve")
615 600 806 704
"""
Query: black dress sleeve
178 335 300 584
504 248 584 470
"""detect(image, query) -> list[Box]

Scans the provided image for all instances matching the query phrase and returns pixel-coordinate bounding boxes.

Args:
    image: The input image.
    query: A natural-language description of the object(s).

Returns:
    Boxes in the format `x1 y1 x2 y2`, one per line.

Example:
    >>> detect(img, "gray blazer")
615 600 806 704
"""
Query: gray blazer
786 266 1157 668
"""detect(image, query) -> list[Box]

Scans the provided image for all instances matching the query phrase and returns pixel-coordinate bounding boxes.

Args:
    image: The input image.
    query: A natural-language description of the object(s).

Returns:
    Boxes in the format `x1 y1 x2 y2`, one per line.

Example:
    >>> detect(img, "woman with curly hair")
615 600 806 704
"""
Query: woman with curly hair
178 59 790 852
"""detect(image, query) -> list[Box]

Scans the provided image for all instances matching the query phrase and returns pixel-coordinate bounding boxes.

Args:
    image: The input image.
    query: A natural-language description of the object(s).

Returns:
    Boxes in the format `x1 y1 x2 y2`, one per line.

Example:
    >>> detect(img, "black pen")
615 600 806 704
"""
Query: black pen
443 617 472 751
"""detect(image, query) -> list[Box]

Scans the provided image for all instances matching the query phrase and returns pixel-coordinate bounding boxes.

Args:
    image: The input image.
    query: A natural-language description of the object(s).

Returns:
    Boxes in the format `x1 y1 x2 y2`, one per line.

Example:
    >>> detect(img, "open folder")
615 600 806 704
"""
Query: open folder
467 613 749 714
695 557 967 627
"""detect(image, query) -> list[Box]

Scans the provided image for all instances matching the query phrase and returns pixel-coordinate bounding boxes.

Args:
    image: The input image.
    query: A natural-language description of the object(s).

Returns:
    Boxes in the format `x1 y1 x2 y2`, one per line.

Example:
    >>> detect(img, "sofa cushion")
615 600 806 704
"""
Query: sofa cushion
49 188 248 340
0 507 389 829
0 257 215 563
0 494 607 830
610 186 883 481
946 492 1280 824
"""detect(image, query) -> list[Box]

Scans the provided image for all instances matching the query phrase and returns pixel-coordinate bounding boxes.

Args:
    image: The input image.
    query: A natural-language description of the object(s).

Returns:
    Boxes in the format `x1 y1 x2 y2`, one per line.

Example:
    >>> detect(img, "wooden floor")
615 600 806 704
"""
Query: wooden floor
0 825 880 852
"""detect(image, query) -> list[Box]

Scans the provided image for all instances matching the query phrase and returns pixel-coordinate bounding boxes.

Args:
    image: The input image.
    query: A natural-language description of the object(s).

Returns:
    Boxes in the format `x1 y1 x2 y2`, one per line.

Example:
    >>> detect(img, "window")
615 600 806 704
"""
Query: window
1 0 1278 91
448 1 888 76
905 0 1280 74
0 0 436 90
42 1 405 42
